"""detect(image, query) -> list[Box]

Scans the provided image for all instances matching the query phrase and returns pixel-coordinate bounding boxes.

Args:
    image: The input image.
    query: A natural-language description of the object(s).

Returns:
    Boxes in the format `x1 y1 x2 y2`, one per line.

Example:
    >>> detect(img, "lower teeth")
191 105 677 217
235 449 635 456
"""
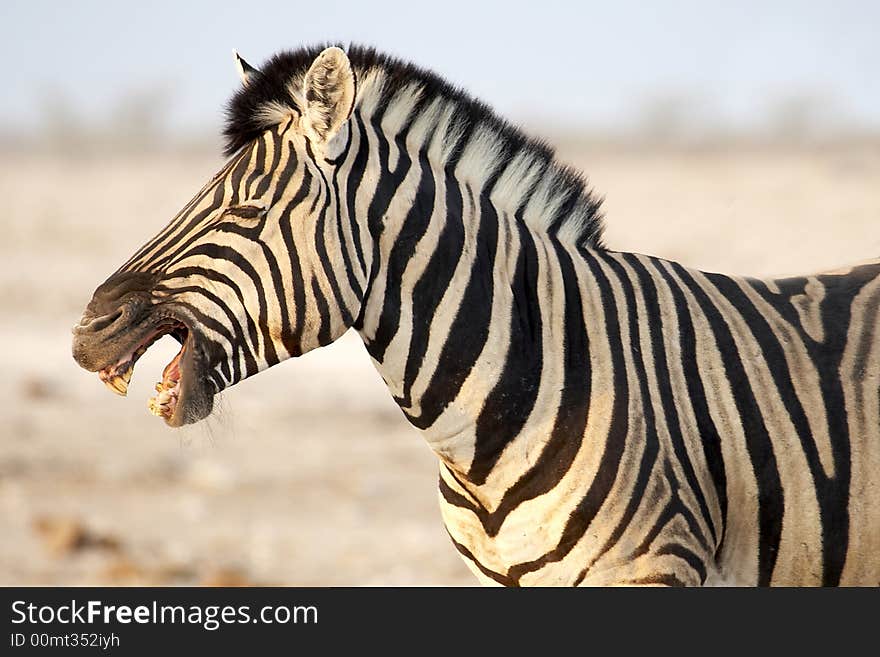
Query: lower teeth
147 399 164 417
148 379 180 418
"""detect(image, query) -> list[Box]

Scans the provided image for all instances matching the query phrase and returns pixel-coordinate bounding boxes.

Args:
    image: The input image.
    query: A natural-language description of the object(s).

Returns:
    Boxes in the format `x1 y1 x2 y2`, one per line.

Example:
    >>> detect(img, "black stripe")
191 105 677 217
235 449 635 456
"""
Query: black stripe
311 276 332 345
155 281 253 381
447 534 516 587
329 119 364 302
212 221 294 361
242 135 266 200
504 247 625 582
368 127 438 365
353 102 418 333
173 302 237 384
159 266 261 377
253 131 283 199
479 239 591 542
752 267 875 586
654 259 728 552
278 167 312 355
627 460 710 582
227 142 255 205
625 253 717 548
468 219 543 484
344 114 371 275
580 252 661 569
655 543 707 584
707 271 844 583
672 263 783 586
268 136 299 207
181 244 279 367
157 287 240 345
438 476 481 515
405 183 496 430
389 170 465 390
305 140 354 327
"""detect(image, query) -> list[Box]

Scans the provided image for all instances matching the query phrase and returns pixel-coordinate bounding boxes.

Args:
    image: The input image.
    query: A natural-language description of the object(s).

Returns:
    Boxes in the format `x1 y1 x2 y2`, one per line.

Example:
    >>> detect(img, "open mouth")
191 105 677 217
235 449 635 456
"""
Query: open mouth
97 319 192 424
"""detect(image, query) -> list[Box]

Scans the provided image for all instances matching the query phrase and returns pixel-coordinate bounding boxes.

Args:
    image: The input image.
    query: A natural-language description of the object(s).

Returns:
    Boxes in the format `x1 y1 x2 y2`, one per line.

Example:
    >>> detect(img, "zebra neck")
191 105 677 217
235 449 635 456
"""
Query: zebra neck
354 166 606 480
343 94 608 478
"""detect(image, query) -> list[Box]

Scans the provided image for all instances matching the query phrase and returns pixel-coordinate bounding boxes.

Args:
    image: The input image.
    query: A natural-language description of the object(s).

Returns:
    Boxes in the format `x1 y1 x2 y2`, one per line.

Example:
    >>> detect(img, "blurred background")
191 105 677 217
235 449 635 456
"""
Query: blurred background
1 1 878 585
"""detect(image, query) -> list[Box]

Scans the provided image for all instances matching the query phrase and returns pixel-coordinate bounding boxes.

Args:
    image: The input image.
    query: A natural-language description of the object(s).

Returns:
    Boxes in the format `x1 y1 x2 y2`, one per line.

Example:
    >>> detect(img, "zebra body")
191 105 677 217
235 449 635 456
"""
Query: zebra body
429 252 880 586
72 45 880 586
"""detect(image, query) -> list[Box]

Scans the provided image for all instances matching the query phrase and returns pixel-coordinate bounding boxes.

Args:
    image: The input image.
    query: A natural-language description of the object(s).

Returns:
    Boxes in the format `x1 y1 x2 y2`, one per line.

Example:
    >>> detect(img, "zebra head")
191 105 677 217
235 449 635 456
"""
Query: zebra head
72 47 367 426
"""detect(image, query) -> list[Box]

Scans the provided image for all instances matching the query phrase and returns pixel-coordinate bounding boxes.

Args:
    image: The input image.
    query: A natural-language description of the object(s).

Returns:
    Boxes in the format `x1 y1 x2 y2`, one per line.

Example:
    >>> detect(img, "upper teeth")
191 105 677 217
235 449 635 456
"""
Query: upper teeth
99 364 133 397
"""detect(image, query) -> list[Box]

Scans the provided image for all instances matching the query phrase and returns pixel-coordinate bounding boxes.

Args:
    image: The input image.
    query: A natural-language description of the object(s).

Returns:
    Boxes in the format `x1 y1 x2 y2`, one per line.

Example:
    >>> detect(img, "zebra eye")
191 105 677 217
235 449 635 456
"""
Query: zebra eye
222 201 267 221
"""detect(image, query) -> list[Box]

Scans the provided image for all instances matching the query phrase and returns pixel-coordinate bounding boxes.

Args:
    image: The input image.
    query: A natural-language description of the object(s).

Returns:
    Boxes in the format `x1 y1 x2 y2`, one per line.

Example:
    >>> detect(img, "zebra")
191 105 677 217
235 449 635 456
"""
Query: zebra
72 44 880 586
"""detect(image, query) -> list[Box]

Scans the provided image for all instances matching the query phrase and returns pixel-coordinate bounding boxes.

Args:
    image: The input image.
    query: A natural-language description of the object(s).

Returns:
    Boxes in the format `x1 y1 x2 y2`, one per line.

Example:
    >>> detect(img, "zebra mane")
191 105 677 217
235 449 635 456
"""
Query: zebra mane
224 44 605 249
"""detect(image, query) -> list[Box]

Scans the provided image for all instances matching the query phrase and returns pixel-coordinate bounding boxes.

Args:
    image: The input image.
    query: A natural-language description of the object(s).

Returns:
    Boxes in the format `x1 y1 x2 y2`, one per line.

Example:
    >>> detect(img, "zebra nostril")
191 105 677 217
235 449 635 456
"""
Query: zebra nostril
73 307 125 335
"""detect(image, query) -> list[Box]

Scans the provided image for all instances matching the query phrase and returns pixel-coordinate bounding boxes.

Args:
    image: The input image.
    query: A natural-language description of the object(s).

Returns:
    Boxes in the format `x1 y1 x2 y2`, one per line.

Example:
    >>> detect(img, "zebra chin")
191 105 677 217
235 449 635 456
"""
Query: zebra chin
72 302 215 428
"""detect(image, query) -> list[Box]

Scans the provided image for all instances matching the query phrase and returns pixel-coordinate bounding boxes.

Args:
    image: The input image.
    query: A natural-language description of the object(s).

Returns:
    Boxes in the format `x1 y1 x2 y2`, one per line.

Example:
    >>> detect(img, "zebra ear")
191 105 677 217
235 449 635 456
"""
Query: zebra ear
232 49 259 87
302 47 356 142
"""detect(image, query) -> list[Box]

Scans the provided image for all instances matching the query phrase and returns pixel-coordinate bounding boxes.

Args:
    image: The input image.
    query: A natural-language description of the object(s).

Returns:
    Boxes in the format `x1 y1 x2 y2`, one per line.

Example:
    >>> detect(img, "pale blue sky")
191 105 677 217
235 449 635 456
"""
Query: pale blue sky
2 0 878 134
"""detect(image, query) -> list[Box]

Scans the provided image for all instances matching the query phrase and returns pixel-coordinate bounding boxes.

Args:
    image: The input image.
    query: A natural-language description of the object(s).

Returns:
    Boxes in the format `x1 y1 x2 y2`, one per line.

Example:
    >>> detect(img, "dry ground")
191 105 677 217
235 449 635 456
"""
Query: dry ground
1 140 878 585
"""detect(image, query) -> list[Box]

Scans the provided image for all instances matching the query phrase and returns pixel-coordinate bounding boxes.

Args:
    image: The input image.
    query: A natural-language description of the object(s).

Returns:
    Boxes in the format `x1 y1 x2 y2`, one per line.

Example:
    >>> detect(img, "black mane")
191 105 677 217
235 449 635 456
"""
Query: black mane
223 44 604 248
